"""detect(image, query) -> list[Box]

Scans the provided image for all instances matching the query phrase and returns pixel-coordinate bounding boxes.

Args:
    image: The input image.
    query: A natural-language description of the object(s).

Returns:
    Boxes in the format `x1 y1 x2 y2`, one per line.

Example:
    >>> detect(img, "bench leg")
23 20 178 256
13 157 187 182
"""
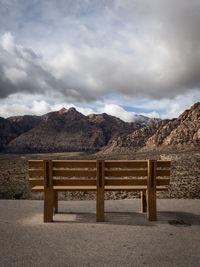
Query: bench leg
54 191 58 213
96 160 105 222
141 191 147 213
147 160 157 221
44 189 54 222
96 190 104 222
146 190 157 221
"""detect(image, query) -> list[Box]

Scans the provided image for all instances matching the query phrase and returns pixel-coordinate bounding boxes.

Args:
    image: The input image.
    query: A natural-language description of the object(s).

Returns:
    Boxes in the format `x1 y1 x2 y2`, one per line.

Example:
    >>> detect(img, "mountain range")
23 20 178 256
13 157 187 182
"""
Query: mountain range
0 102 199 153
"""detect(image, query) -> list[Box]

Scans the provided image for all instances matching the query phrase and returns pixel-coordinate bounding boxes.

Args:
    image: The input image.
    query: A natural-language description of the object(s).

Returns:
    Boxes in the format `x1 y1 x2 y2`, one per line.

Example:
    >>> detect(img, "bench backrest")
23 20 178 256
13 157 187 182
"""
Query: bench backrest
29 159 170 188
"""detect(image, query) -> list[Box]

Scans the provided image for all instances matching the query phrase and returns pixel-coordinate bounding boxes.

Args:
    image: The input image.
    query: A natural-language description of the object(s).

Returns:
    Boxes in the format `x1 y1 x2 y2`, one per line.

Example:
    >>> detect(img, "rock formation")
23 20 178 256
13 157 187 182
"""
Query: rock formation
102 102 200 153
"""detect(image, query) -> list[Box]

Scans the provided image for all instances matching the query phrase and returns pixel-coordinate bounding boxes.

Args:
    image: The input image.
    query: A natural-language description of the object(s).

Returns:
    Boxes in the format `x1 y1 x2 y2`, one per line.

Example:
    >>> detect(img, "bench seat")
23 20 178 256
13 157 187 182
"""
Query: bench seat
104 185 168 191
31 185 97 192
32 185 168 192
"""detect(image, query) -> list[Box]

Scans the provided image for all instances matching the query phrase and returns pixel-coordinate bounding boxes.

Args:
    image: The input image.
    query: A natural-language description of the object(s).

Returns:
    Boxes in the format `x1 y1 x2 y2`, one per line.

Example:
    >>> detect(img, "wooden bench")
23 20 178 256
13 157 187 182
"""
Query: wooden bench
28 159 170 222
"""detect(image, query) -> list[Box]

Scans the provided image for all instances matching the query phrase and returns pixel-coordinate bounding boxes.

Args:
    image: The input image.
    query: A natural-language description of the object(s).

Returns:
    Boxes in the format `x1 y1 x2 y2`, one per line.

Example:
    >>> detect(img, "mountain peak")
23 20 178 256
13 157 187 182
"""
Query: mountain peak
68 107 77 113
58 107 78 114
58 107 68 115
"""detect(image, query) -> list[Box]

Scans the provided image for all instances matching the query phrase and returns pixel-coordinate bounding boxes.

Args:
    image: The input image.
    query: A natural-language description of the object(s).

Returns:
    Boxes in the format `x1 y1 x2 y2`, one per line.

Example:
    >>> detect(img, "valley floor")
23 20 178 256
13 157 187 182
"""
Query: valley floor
0 150 200 199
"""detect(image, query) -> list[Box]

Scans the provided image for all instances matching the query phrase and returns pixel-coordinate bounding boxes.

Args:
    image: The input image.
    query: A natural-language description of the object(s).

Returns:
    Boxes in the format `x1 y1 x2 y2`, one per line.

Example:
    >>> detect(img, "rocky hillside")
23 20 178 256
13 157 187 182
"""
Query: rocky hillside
3 108 143 153
0 117 18 150
8 115 42 133
102 102 200 153
0 115 42 151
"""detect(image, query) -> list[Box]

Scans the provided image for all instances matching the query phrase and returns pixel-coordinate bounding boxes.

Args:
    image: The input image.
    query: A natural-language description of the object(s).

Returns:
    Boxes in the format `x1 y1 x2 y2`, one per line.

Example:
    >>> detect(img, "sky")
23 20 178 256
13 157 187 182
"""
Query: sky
0 0 200 122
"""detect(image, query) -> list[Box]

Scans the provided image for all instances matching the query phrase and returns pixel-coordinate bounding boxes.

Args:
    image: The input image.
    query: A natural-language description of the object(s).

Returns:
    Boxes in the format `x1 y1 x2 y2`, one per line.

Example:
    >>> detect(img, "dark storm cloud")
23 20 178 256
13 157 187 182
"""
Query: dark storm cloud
0 0 200 102
0 33 99 101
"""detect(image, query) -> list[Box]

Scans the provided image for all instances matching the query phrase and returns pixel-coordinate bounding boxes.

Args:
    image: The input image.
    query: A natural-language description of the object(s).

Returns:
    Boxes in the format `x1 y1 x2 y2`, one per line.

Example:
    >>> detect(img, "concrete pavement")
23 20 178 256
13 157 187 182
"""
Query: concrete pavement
0 199 200 267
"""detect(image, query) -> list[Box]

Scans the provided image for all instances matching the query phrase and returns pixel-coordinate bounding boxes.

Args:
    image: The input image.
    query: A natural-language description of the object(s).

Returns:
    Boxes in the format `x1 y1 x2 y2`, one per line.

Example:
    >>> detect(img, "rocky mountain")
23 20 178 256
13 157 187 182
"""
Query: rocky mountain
0 115 42 151
128 114 161 126
0 117 18 150
8 115 42 133
3 107 143 153
102 102 200 153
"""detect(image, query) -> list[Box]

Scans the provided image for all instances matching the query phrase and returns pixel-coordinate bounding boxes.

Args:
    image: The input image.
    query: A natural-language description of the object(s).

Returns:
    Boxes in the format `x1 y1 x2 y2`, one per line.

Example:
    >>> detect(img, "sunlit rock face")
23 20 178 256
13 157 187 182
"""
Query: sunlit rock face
102 102 200 154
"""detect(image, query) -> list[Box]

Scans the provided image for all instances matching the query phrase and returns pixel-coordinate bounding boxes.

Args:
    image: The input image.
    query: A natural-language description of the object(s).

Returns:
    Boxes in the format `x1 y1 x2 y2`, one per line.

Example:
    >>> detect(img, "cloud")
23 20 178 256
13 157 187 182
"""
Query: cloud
141 111 160 119
0 93 95 118
0 90 197 121
130 90 200 119
0 0 200 118
0 95 153 122
0 32 54 98
98 104 138 122
98 104 160 121
1 32 15 53
3 67 27 85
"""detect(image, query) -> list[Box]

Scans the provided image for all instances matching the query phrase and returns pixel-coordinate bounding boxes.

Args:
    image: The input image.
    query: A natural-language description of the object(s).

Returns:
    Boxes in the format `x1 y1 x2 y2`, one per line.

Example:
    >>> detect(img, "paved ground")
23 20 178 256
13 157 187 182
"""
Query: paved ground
0 199 200 267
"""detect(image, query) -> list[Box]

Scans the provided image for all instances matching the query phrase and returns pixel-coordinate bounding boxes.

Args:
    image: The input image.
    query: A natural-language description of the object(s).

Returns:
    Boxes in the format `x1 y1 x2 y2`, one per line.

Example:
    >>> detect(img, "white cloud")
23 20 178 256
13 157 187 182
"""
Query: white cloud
1 32 15 53
0 94 96 118
98 104 138 122
0 91 198 121
141 111 160 118
130 90 200 119
76 107 95 116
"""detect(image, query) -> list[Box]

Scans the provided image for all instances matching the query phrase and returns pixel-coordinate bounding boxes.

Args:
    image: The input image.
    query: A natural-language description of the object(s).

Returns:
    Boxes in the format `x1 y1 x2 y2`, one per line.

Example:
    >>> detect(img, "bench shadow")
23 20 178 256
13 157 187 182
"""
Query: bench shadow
53 211 200 226
53 211 155 226
157 211 200 226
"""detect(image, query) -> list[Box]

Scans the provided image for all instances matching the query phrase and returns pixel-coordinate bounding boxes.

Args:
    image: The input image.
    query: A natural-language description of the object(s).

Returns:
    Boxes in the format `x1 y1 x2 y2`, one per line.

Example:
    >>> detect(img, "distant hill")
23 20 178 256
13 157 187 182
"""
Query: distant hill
0 115 42 151
2 107 144 153
101 102 200 153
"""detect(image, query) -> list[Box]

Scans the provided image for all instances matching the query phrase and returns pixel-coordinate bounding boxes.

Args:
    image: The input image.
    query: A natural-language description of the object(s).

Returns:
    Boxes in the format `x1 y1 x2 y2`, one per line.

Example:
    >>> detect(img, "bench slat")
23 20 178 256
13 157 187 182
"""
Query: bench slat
29 169 44 177
156 170 170 176
31 185 168 192
29 178 170 187
105 160 147 168
104 185 168 191
105 179 147 186
157 178 170 185
29 160 171 168
29 178 97 186
54 179 96 186
52 170 96 177
105 170 148 177
29 160 43 168
53 160 96 168
31 185 96 192
104 185 147 191
31 186 44 192
157 161 171 168
29 178 44 186
105 178 170 186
